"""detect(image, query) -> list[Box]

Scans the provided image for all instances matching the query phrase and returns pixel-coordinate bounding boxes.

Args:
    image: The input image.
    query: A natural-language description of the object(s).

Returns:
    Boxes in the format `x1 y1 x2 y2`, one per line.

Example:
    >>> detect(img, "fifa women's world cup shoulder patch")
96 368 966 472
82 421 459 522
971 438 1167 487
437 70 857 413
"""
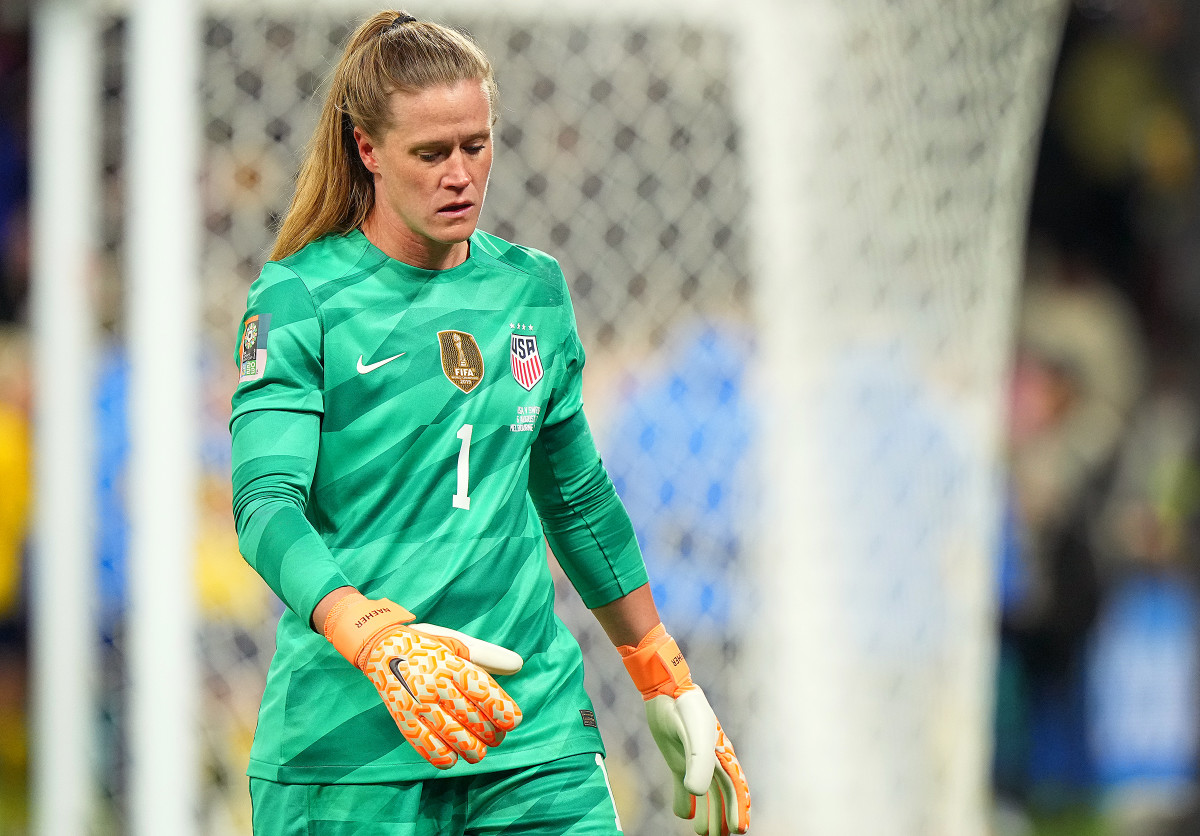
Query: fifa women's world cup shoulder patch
239 313 271 382
510 333 543 391
438 330 485 394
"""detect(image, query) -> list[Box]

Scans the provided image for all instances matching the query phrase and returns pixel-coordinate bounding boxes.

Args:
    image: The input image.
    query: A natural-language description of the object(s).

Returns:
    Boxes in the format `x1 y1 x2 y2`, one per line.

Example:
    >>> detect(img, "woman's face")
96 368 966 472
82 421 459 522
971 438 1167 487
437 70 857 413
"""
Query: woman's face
355 79 493 269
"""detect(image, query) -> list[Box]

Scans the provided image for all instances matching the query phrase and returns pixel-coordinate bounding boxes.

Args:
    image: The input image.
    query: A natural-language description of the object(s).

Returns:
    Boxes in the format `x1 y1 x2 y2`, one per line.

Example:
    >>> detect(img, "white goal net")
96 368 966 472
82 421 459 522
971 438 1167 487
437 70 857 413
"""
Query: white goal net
65 1 1065 833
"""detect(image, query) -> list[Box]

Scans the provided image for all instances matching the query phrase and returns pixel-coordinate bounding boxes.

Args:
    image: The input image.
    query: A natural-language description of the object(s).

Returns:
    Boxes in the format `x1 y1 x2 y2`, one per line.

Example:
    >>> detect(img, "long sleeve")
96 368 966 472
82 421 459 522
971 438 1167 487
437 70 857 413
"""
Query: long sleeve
231 408 351 624
529 410 649 609
230 262 351 625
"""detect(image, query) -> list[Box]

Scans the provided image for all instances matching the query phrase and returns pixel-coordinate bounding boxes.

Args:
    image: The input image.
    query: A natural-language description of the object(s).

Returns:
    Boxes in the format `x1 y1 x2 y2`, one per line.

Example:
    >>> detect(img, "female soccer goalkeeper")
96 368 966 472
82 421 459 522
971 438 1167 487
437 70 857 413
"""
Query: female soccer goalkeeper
230 10 749 835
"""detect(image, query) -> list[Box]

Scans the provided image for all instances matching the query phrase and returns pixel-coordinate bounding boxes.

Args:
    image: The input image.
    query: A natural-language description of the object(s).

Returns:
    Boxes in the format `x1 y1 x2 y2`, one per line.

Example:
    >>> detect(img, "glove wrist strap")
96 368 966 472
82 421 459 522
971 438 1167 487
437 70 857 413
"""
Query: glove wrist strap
323 592 414 670
618 623 692 700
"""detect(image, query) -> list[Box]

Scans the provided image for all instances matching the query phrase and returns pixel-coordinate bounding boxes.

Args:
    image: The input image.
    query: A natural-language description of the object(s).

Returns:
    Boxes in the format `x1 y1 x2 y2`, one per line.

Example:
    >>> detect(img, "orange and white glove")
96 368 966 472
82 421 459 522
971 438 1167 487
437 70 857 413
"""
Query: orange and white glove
323 592 523 769
620 624 750 835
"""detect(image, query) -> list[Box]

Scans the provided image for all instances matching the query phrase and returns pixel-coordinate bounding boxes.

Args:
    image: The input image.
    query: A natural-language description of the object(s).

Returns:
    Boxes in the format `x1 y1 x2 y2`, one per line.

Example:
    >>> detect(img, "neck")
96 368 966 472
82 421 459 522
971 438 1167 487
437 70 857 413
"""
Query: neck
361 215 469 270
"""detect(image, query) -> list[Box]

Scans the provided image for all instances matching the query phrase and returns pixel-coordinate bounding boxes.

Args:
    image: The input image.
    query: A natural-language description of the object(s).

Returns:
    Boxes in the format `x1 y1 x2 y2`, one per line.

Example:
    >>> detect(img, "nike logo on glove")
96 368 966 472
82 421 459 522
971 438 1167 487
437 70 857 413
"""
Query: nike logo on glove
357 353 405 374
389 657 420 701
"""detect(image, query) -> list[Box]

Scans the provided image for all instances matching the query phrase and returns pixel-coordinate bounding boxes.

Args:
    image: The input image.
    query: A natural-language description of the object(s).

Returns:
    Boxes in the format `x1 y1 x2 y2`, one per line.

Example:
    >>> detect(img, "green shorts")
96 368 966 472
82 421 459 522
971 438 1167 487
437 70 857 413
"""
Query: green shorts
249 753 623 835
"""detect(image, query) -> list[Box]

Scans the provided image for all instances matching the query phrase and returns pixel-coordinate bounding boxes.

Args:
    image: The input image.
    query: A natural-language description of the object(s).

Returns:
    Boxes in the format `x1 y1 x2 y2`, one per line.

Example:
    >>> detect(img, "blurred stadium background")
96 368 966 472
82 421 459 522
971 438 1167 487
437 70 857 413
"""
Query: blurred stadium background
2 0 1200 834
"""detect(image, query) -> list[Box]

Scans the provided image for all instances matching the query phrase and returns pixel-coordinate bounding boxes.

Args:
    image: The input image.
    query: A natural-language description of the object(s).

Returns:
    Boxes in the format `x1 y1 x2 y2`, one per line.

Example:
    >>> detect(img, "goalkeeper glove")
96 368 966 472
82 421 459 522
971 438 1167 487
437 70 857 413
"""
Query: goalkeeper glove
323 591 523 769
620 624 750 836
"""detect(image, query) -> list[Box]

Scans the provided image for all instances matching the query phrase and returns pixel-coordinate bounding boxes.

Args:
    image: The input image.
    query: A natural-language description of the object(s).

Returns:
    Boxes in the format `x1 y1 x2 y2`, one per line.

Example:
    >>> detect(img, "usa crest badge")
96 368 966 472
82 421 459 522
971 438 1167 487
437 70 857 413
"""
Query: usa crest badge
239 313 271 382
438 330 485 393
510 334 543 391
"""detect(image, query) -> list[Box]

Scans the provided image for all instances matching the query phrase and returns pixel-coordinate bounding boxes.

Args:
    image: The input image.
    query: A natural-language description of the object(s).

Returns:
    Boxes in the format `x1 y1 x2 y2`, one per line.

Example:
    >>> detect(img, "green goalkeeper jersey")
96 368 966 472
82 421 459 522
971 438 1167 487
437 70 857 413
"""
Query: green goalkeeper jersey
230 228 649 784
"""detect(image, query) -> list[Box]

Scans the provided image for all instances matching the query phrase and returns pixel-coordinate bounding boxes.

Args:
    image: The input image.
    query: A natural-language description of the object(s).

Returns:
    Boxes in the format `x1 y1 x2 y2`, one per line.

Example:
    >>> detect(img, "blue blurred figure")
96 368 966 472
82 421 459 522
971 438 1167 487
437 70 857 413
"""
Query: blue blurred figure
603 321 755 640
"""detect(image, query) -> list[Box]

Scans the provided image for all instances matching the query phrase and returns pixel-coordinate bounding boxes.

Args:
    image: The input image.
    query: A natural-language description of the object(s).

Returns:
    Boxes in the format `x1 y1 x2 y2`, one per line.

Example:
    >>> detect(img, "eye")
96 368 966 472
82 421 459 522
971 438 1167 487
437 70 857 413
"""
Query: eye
417 151 441 163
464 144 486 156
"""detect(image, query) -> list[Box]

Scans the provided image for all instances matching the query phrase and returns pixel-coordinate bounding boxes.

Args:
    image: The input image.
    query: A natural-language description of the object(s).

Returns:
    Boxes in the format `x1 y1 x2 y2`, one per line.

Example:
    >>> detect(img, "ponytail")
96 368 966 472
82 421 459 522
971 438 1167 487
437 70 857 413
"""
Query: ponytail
269 10 497 261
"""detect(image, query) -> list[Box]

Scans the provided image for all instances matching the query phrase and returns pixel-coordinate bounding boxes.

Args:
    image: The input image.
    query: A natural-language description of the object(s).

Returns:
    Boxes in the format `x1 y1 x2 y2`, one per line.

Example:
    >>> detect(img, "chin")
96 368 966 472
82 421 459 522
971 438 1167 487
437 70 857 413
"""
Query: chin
437 222 479 244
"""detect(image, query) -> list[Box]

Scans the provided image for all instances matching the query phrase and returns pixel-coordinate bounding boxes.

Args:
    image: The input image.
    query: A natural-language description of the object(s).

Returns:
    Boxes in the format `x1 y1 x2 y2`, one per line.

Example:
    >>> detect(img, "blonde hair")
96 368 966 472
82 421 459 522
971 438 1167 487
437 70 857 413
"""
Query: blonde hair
269 11 498 261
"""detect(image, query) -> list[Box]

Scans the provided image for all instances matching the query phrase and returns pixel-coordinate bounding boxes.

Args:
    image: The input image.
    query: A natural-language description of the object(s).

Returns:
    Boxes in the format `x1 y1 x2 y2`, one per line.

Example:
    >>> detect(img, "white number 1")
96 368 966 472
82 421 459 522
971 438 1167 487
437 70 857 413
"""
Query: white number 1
452 423 473 510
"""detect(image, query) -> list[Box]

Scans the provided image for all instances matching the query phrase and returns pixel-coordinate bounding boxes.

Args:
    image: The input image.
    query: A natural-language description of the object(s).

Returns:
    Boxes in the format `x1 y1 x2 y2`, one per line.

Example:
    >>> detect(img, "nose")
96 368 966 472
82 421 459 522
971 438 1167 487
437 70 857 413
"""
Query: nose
443 152 471 190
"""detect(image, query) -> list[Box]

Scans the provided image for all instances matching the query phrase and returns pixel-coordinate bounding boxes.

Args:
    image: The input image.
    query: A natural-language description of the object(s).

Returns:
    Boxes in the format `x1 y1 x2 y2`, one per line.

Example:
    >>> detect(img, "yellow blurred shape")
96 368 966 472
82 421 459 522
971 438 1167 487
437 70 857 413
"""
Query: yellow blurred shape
0 407 29 618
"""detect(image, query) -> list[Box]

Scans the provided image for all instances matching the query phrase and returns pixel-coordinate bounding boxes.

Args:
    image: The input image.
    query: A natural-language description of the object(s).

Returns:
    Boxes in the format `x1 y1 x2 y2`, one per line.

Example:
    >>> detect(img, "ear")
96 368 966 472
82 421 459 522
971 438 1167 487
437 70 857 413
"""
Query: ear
353 126 379 174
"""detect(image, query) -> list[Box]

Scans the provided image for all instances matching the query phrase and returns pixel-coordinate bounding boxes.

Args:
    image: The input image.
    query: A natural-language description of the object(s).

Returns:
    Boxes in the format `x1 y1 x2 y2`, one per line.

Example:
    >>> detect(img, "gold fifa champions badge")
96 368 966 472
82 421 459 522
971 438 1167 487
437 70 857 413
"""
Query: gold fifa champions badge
438 330 485 393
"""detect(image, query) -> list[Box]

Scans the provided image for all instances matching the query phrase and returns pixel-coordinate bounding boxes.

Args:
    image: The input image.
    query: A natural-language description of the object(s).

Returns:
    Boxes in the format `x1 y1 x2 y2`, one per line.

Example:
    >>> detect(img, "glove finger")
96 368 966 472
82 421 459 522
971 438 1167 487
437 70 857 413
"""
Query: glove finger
646 694 711 823
410 623 524 675
714 725 750 833
431 674 506 747
711 769 742 835
670 774 695 820
448 659 523 733
674 688 719 796
400 723 460 769
416 701 488 764
708 788 724 836
691 790 710 836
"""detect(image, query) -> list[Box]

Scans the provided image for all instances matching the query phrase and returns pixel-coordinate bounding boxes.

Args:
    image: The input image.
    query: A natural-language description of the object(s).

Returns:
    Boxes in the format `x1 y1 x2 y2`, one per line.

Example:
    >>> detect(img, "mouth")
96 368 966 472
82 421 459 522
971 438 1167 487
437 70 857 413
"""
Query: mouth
437 202 474 218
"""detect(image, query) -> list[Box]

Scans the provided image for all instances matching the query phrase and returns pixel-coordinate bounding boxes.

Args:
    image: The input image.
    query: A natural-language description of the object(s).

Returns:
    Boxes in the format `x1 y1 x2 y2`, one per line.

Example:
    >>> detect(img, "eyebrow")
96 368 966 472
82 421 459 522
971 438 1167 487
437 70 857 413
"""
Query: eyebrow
409 130 492 149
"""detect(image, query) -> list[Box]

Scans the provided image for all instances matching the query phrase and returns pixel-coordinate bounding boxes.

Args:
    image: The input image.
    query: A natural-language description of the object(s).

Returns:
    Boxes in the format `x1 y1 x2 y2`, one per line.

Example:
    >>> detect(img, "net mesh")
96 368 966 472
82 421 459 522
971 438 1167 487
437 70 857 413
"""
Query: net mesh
88 3 1064 833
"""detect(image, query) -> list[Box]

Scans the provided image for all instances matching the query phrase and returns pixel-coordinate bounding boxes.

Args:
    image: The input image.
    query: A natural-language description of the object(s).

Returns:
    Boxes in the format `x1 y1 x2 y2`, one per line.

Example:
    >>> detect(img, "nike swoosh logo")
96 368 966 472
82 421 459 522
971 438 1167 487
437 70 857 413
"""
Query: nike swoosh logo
357 353 405 374
388 657 419 701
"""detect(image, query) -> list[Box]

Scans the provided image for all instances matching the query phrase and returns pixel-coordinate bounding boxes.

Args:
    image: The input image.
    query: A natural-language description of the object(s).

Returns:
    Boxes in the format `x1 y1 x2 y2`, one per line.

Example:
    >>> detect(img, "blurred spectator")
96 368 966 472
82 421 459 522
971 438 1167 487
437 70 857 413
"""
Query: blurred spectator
995 241 1147 815
994 6 1200 833
1007 244 1146 576
992 4 1200 831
